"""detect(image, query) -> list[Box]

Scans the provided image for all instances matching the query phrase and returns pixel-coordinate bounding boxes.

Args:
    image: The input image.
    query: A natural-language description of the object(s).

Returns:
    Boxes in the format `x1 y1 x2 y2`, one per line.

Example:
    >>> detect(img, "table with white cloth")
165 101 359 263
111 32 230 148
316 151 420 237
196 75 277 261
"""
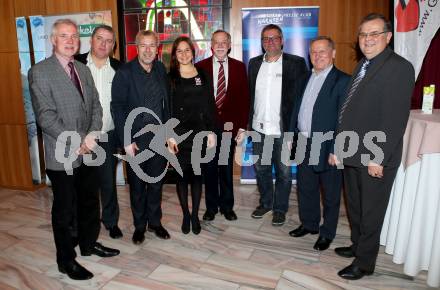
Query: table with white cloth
380 109 440 288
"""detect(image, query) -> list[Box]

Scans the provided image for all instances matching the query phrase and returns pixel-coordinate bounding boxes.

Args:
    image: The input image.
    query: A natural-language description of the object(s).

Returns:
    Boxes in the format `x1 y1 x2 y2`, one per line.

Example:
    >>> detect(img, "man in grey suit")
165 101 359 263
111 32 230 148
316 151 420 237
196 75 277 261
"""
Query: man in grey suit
29 19 119 281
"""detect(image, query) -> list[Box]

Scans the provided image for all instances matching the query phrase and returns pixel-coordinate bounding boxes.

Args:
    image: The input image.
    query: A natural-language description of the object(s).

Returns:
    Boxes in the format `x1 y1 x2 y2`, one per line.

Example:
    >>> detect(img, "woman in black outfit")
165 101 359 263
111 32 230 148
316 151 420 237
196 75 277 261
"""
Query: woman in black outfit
167 36 216 235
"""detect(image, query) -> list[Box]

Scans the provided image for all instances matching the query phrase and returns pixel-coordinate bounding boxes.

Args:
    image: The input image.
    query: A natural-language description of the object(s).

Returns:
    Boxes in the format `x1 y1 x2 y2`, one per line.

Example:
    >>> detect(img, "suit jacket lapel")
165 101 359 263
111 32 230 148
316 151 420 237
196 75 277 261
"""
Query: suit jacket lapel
252 57 263 86
352 48 393 98
75 62 89 111
49 56 85 107
316 67 337 104
226 57 232 92
205 56 214 87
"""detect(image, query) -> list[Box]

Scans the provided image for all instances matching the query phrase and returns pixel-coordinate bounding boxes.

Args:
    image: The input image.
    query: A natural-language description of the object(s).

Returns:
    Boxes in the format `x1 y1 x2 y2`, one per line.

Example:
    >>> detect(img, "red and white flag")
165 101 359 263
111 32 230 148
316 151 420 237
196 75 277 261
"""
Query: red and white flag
394 0 440 78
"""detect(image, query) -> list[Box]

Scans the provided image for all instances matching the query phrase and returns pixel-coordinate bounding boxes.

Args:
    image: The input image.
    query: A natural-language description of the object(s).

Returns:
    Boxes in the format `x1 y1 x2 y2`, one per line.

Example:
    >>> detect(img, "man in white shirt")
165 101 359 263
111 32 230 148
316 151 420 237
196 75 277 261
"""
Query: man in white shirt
248 24 307 226
75 25 122 239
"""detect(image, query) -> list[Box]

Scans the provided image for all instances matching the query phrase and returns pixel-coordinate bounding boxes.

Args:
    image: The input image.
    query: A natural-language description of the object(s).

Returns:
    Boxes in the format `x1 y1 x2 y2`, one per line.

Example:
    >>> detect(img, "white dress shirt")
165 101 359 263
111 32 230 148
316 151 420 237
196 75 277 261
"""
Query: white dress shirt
298 65 333 137
86 53 116 132
252 53 283 136
212 55 229 99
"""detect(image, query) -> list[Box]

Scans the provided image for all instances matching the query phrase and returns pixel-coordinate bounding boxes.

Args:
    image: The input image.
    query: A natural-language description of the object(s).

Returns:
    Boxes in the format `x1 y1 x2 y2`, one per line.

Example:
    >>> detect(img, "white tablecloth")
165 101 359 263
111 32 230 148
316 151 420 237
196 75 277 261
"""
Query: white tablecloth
380 153 440 288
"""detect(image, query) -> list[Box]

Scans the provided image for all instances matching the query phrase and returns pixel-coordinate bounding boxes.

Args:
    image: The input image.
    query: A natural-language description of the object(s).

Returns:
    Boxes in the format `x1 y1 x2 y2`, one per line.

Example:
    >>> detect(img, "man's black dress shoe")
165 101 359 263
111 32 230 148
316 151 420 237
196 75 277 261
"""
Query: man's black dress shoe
222 210 237 221
132 229 146 245
338 264 373 280
81 242 120 257
334 246 355 258
313 236 332 251
148 225 170 239
203 210 216 221
58 260 93 280
289 225 319 237
108 225 123 239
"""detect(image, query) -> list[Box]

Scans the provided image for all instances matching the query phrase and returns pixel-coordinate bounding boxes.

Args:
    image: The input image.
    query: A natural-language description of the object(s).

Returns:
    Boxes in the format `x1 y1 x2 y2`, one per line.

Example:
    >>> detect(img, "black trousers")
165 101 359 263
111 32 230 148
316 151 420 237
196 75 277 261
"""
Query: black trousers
297 163 342 240
126 153 167 230
46 163 100 266
203 130 235 213
97 130 119 229
343 165 398 271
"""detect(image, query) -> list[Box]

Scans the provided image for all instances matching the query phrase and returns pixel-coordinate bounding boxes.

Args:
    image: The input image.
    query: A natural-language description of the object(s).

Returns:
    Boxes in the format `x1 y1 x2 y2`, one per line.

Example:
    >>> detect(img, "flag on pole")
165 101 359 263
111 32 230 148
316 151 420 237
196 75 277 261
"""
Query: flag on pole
394 0 440 79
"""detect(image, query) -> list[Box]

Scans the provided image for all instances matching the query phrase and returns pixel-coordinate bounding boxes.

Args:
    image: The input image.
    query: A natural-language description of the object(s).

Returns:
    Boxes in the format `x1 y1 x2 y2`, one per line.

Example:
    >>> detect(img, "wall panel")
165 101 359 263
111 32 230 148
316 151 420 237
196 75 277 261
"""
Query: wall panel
0 125 34 190
0 52 25 125
14 1 47 17
0 0 19 52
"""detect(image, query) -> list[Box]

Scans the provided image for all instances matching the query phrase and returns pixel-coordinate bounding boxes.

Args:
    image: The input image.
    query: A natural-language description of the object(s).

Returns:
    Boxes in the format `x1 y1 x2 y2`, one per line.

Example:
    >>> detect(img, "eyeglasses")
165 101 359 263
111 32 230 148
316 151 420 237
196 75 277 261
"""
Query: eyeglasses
262 36 282 43
57 34 79 41
358 31 389 39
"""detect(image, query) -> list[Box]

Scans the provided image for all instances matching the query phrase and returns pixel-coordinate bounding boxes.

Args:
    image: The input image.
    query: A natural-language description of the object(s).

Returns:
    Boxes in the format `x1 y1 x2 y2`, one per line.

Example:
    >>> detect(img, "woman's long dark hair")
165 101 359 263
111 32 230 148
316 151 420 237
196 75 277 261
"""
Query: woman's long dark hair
169 36 196 84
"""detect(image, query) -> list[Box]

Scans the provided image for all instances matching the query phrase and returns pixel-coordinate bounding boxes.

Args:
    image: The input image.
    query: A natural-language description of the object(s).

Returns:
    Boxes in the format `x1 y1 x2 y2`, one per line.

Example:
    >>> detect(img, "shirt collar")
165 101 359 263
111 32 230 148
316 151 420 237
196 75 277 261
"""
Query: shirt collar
312 64 333 76
54 52 73 68
263 52 283 63
213 55 228 64
87 52 110 67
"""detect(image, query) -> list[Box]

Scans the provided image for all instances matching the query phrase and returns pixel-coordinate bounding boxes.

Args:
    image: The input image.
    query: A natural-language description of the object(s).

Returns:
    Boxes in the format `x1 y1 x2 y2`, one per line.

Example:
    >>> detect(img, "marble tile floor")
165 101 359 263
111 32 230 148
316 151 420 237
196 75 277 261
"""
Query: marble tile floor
0 181 434 290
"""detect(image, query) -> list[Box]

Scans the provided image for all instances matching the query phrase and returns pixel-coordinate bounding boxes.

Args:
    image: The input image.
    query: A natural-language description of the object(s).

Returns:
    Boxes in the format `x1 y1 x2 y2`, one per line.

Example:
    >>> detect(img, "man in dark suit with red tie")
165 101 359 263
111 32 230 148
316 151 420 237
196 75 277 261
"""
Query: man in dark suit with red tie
196 30 250 221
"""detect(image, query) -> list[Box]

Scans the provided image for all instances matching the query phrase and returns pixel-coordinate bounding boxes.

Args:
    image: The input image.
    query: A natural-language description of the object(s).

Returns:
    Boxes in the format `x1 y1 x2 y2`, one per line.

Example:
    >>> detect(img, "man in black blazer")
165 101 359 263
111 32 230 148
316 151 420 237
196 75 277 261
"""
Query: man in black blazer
334 13 415 280
288 36 350 251
248 24 307 226
111 30 171 244
75 25 123 239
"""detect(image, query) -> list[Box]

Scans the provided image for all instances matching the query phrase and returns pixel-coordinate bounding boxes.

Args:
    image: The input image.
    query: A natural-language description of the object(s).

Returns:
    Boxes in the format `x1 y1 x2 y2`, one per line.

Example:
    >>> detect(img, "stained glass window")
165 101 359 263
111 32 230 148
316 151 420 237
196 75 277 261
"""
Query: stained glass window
120 0 225 68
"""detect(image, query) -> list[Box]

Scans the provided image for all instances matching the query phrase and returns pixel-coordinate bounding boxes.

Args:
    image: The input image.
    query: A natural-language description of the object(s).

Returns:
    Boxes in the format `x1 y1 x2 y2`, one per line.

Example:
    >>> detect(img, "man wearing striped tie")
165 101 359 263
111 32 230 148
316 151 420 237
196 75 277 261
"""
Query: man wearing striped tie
333 13 415 280
196 30 250 222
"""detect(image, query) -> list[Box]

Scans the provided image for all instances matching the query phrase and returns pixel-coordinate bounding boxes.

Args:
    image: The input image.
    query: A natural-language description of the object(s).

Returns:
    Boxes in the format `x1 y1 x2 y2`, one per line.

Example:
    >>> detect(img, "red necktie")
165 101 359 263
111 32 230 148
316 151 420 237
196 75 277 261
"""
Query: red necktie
68 62 84 101
216 60 226 109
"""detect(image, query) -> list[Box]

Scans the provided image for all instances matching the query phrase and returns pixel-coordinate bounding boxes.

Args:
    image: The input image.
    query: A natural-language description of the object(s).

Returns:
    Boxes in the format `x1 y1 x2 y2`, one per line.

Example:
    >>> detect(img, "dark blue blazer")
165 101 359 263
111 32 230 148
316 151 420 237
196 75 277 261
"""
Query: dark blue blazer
290 66 350 172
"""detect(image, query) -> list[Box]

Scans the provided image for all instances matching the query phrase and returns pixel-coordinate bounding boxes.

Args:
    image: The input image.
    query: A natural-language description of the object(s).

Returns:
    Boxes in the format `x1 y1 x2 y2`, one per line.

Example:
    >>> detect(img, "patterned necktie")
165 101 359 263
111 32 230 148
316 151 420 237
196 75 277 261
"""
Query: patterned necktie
338 59 370 124
68 62 84 101
215 60 226 109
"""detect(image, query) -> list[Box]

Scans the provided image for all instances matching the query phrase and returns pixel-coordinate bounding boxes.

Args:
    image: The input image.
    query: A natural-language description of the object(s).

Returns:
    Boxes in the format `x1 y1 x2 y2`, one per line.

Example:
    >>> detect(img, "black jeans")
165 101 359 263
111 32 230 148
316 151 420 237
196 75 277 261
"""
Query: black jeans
126 153 167 229
98 130 119 228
